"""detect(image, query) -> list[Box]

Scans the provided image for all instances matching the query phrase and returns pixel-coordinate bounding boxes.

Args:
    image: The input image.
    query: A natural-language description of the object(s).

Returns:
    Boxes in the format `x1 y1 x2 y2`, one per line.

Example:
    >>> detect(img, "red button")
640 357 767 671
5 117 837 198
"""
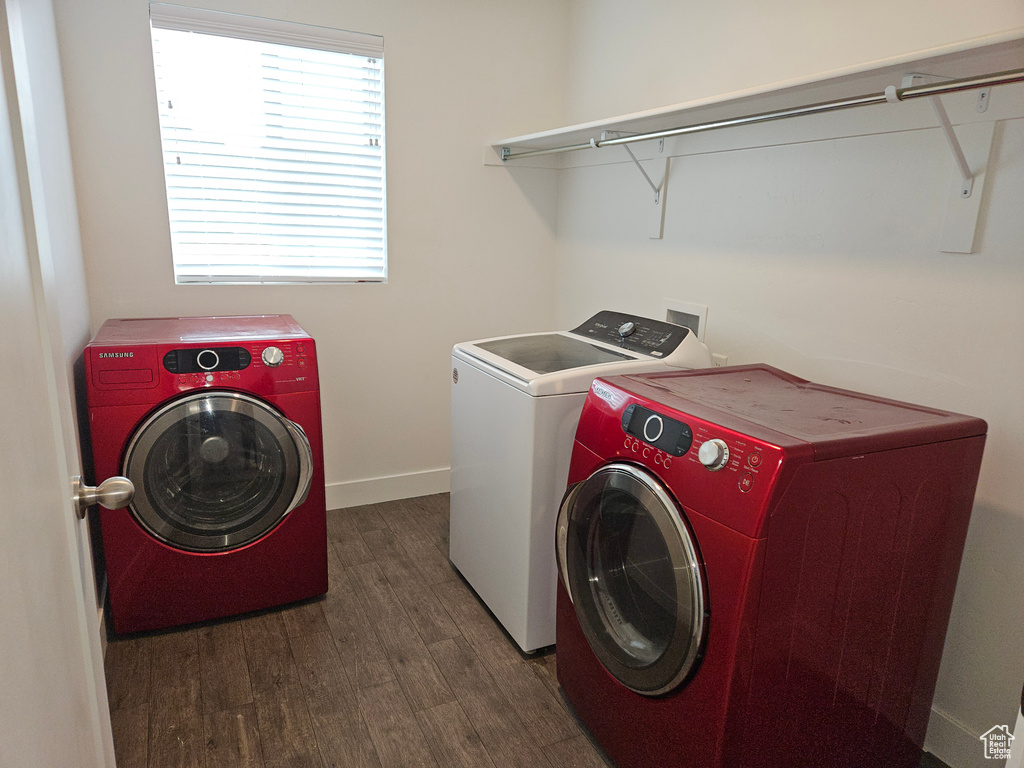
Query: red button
296 343 305 354
739 473 754 493
748 452 763 467
298 357 307 368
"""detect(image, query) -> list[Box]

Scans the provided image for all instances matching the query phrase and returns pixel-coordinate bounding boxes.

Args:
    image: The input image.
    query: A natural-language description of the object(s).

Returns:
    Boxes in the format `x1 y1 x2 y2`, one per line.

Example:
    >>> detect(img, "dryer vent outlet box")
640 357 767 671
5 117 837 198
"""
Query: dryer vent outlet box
664 299 708 343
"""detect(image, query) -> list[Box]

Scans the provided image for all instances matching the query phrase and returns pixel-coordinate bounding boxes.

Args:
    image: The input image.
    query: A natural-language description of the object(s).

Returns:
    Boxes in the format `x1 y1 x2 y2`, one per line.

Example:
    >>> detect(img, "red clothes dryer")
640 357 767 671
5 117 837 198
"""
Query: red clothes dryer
85 315 327 634
555 365 986 768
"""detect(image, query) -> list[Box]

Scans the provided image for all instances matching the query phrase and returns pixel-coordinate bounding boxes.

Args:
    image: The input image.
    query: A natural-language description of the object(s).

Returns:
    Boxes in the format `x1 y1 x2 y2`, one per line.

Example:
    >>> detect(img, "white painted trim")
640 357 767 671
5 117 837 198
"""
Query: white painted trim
326 468 450 510
97 573 107 658
1007 707 1024 768
926 703 984 768
149 3 383 57
98 605 106 658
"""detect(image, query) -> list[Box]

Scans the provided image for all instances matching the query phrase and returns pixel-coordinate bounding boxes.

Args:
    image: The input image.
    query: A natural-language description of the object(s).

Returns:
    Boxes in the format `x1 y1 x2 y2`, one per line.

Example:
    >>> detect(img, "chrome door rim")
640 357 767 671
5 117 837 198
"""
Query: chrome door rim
122 391 313 552
561 462 706 696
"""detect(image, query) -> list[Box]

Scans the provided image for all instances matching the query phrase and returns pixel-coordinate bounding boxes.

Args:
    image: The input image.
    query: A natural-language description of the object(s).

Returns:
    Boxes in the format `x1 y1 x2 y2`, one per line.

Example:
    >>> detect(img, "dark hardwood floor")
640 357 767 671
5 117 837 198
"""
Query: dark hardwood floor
104 493 954 768
104 493 613 768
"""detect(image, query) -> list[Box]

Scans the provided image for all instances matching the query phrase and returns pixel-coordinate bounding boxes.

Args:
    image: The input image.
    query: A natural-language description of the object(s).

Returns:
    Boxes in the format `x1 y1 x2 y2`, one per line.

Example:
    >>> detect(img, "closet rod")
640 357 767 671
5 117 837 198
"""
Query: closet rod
500 67 1024 162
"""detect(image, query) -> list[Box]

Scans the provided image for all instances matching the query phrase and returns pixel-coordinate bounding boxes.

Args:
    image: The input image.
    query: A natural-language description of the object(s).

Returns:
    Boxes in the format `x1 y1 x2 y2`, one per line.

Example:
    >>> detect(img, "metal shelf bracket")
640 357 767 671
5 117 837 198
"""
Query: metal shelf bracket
885 72 997 252
890 73 976 197
599 131 665 204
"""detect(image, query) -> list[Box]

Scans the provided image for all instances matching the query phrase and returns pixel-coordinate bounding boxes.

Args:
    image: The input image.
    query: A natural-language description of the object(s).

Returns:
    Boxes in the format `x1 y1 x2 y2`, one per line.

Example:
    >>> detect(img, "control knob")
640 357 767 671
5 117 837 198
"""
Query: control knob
618 321 636 338
262 346 284 367
698 439 730 471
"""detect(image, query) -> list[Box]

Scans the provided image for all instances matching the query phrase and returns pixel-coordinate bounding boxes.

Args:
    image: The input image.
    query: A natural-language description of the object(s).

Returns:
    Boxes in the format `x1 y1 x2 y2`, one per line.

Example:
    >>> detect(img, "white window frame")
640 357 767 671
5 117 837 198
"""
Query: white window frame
150 3 387 284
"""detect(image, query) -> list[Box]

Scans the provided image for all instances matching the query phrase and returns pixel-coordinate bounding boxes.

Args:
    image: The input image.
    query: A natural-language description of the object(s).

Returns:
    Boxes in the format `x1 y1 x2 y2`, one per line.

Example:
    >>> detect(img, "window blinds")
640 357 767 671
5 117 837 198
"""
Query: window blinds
150 4 386 284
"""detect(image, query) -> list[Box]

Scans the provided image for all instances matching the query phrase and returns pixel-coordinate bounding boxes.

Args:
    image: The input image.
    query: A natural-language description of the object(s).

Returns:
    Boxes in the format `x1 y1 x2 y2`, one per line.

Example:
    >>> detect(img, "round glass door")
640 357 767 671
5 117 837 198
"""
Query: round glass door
123 391 312 552
557 463 706 696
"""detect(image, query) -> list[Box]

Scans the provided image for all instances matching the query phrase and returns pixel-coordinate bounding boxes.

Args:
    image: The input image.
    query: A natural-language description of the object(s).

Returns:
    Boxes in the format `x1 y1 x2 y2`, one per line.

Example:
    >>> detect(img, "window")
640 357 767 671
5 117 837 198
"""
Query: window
149 4 387 284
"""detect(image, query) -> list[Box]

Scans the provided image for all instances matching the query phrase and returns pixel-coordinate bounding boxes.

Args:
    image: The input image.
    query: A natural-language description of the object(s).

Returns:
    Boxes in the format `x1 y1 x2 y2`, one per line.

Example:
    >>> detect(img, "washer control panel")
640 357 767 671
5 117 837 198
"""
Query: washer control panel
621 403 693 457
163 346 251 374
571 310 691 357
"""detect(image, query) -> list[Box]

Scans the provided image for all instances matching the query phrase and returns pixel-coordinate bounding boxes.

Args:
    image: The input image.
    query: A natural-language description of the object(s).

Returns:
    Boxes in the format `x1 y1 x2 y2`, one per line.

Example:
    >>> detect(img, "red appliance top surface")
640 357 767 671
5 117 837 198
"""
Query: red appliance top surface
90 315 308 345
606 364 986 460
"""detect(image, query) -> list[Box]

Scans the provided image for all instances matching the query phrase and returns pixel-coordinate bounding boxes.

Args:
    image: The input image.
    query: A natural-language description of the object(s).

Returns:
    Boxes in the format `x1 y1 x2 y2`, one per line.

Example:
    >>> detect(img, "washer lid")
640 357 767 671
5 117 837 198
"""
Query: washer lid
474 333 634 374
452 311 711 396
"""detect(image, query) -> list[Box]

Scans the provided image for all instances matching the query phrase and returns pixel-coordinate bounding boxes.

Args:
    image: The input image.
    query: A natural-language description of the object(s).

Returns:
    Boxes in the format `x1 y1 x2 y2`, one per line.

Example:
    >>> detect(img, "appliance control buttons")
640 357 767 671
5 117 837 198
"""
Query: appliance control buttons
197 349 219 370
622 404 693 457
618 321 636 337
739 473 754 493
297 357 307 369
748 451 763 468
643 414 664 442
698 439 730 471
262 346 284 367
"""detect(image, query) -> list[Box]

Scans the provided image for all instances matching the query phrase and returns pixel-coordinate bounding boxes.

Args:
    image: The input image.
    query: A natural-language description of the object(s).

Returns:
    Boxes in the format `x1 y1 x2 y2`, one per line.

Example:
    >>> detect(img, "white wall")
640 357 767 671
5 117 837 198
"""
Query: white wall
554 3 1023 767
563 0 1024 124
52 0 568 507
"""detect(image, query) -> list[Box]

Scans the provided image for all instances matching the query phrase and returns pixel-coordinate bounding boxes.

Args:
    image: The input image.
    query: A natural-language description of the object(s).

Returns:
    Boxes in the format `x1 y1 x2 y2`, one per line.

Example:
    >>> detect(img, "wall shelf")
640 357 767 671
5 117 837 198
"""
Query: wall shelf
485 31 1024 169
485 31 1023 250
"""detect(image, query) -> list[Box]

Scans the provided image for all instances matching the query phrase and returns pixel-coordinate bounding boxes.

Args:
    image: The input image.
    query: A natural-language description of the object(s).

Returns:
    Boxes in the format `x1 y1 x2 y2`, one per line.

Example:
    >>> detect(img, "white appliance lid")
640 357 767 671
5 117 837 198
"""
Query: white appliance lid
452 311 711 396
473 333 634 374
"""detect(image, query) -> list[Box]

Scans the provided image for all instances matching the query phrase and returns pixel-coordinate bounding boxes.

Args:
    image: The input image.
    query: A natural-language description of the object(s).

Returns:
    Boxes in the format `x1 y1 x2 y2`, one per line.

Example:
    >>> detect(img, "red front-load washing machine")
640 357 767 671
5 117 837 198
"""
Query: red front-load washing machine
555 365 986 768
85 315 327 634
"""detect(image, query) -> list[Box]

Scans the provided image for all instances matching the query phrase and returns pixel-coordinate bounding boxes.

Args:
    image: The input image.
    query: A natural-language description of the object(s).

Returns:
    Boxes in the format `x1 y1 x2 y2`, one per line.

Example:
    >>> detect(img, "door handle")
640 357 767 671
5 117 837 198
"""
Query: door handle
282 419 314 513
72 475 134 519
555 481 583 605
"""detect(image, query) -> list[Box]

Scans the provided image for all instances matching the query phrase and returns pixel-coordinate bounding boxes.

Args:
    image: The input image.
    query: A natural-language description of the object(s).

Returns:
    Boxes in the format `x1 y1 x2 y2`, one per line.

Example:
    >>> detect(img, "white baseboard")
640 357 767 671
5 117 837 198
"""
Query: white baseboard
925 704 985 768
326 467 450 510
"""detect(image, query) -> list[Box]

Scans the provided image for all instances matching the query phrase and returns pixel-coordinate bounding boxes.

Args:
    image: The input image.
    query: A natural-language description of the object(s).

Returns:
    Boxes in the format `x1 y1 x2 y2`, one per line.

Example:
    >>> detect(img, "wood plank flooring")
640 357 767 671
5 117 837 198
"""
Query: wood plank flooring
104 494 612 768
103 492 952 768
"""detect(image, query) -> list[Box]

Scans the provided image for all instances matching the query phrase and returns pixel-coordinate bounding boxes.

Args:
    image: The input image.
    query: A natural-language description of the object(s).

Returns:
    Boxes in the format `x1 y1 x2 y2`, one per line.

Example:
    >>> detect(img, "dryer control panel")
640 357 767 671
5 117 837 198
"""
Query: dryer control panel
581 377 791 538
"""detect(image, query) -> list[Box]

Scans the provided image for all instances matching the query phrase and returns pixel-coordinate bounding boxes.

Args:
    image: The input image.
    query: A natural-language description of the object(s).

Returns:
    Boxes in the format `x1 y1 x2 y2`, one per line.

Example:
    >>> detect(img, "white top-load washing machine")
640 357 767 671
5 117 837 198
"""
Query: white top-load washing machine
450 310 711 652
